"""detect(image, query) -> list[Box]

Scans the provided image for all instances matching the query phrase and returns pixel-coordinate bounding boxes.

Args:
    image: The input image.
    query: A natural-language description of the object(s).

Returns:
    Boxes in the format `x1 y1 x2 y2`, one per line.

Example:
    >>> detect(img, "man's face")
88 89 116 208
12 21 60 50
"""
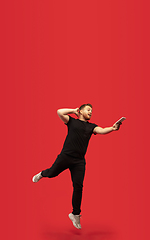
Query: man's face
81 106 92 120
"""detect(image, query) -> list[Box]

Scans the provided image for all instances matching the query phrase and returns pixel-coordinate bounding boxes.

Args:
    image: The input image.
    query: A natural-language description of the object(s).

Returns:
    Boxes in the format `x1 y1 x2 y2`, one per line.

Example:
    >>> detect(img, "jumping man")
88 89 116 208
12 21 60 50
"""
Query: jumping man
32 104 123 229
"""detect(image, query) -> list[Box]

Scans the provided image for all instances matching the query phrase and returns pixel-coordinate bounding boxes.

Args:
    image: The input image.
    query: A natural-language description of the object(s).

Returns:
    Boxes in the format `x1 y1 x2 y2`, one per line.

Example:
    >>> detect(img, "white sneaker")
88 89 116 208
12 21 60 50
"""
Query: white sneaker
68 213 82 229
32 172 43 183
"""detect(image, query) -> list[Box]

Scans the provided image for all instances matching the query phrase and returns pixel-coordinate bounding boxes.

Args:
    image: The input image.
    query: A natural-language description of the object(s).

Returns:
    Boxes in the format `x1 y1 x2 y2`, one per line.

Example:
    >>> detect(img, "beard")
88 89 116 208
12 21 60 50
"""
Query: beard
84 114 91 120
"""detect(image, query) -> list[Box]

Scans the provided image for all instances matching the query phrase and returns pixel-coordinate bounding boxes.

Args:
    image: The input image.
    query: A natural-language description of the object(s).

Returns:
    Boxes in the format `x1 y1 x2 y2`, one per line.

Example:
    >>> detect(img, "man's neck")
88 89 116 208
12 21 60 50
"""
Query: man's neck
79 116 88 122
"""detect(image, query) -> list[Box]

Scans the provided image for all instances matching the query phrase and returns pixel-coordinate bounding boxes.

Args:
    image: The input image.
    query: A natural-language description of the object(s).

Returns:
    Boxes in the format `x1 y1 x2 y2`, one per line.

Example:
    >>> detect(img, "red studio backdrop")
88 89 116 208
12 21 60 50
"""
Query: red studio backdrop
1 1 150 240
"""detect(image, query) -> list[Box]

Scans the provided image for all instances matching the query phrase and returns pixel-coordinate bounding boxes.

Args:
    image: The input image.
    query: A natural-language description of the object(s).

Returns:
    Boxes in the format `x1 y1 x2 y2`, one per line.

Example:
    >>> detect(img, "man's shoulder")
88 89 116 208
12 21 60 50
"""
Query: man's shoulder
68 116 76 121
88 121 98 126
64 115 76 125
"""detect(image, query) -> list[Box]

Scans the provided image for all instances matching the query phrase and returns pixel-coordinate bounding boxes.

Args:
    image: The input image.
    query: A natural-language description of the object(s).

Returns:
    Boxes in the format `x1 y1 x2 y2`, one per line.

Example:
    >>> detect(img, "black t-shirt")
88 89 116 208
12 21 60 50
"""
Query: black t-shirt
61 116 98 159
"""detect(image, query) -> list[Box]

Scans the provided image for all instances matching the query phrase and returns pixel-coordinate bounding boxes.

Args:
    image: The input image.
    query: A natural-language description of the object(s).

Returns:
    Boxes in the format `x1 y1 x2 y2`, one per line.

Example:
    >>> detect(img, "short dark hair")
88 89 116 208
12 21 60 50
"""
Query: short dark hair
79 103 93 111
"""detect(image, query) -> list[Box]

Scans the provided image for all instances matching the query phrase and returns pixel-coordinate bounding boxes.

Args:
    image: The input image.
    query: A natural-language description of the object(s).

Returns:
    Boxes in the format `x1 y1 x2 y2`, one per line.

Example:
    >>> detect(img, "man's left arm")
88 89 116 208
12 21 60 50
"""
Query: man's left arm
93 122 122 135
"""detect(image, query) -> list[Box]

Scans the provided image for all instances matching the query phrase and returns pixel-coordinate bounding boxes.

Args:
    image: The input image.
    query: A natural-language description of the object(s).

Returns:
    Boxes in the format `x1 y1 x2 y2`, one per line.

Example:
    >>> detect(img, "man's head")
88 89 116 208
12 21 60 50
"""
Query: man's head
79 103 93 121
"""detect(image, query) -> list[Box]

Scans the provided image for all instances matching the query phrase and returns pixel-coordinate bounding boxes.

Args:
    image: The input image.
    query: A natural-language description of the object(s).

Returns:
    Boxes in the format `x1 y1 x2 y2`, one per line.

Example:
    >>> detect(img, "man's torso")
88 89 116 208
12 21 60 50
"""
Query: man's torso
61 116 98 159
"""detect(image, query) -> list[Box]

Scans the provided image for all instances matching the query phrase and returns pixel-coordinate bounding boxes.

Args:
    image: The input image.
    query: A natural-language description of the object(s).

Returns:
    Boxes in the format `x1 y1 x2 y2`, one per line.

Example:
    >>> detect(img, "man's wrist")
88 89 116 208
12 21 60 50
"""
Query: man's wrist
72 109 76 114
112 126 115 131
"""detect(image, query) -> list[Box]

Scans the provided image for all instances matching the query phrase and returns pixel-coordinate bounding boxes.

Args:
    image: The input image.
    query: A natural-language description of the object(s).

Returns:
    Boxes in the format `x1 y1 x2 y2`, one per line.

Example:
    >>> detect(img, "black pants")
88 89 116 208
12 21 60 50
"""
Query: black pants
41 152 86 215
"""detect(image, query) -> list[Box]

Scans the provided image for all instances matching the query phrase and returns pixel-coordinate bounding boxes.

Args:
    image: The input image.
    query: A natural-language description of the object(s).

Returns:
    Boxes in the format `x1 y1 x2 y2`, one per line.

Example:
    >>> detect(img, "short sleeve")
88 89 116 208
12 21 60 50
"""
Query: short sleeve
92 124 98 135
64 115 73 126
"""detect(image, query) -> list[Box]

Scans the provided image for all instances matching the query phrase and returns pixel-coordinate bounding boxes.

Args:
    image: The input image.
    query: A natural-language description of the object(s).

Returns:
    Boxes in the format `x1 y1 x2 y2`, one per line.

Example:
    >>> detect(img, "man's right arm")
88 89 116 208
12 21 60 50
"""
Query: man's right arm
57 108 79 124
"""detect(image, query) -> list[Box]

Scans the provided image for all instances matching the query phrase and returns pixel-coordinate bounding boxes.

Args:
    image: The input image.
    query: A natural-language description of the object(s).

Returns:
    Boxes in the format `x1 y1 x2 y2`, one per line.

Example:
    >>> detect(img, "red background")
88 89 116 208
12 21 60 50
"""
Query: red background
1 0 150 240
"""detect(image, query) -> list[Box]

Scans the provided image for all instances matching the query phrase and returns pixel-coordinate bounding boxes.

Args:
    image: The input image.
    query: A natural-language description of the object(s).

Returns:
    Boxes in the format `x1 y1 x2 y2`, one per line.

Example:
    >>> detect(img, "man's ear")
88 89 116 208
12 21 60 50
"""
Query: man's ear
79 109 83 115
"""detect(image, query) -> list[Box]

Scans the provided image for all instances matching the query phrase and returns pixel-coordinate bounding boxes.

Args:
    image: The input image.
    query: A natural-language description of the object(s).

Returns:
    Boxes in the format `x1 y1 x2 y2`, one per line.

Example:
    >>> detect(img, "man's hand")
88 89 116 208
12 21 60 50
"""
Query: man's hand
112 122 122 131
74 108 80 117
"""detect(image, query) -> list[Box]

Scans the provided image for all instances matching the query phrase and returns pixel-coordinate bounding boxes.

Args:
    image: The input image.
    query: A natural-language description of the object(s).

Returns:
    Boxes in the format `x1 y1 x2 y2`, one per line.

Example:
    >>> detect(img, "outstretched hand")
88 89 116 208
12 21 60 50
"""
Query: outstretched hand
113 122 122 131
74 108 80 117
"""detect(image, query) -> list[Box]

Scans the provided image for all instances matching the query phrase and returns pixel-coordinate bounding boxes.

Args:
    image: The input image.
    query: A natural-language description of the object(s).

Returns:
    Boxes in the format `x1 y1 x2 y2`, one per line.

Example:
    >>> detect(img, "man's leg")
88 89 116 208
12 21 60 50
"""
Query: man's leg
69 160 85 215
68 159 85 229
32 153 69 182
70 160 85 215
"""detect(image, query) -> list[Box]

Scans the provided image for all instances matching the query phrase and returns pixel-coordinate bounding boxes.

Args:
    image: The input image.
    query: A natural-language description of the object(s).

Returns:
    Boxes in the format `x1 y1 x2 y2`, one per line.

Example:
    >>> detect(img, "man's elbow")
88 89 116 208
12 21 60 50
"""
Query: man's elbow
100 128 106 134
57 109 62 116
101 131 105 135
97 131 104 135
